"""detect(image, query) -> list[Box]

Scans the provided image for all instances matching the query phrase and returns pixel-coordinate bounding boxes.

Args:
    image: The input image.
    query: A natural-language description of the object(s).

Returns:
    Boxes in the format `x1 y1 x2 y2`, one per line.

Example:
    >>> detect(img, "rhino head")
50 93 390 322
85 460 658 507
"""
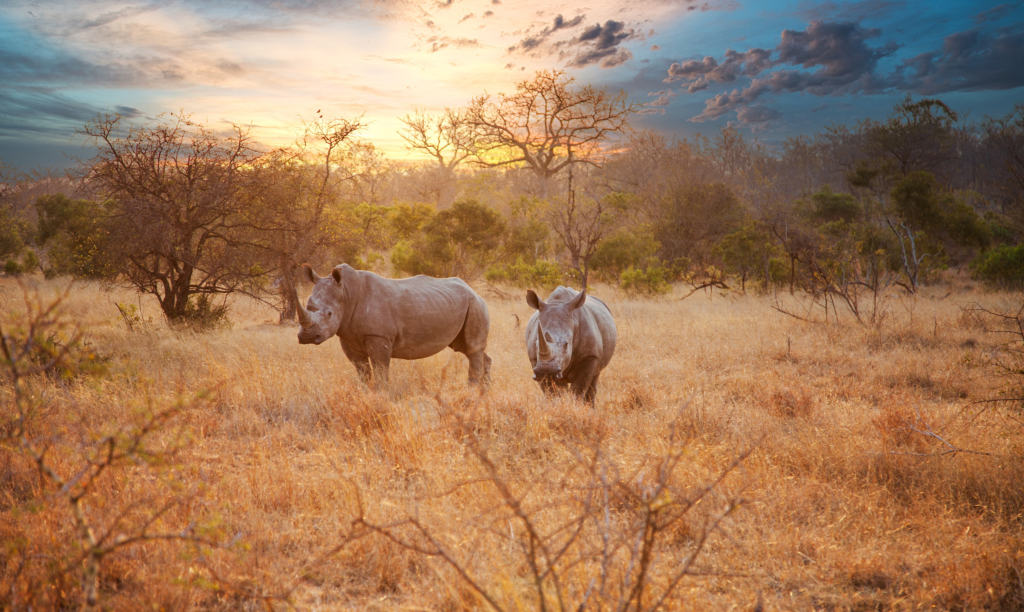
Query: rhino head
527 288 586 381
296 264 346 345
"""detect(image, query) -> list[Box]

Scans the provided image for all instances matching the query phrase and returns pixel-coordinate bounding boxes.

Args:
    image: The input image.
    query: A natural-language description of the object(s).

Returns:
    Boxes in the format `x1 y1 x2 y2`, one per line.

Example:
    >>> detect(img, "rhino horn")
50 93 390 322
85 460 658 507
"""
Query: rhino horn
537 323 551 357
294 287 312 327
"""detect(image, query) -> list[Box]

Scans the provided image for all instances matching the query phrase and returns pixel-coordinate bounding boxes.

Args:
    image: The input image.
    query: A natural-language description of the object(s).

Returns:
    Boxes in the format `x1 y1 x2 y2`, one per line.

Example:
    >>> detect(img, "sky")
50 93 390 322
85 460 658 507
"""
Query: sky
1 0 1022 173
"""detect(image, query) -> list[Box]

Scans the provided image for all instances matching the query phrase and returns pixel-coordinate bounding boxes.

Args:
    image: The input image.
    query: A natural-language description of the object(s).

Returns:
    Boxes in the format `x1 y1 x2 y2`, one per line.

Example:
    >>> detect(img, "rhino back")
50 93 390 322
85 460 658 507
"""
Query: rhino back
356 273 481 360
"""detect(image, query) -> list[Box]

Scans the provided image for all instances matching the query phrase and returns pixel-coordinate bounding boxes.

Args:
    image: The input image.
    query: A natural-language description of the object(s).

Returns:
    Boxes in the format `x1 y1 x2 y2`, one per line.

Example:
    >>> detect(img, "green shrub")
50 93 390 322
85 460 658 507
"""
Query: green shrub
620 265 672 296
485 258 564 289
972 244 1024 289
35 194 115 279
177 294 230 330
590 232 660 282
4 258 23 276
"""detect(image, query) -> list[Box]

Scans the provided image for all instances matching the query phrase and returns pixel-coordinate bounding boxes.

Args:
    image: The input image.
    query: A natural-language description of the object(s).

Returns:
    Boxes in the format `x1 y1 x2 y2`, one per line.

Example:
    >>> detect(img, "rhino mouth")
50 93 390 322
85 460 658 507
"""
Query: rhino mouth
297 329 326 345
532 365 564 381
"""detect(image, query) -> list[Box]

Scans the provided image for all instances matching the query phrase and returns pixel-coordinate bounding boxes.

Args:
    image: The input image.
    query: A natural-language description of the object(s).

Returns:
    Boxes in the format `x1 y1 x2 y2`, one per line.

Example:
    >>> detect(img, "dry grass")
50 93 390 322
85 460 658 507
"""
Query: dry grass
2 277 1023 610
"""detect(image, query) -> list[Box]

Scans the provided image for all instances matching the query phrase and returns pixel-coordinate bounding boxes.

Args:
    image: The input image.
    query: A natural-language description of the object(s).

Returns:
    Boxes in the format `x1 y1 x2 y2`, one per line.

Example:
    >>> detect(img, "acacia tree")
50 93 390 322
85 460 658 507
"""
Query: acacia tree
398 108 475 208
467 70 633 286
84 113 263 321
867 96 959 181
466 70 633 188
246 113 364 322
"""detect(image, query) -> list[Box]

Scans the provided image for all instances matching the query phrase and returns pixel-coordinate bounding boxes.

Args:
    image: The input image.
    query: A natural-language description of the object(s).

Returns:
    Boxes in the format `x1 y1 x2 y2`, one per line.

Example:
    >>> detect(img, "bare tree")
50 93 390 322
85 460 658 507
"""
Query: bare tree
83 113 263 322
398 108 475 208
246 113 364 322
467 70 634 191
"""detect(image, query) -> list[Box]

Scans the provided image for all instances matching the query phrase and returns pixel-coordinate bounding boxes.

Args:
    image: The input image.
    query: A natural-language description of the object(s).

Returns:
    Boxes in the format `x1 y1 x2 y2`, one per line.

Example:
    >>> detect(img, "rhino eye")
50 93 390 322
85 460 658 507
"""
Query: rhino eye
326 310 333 318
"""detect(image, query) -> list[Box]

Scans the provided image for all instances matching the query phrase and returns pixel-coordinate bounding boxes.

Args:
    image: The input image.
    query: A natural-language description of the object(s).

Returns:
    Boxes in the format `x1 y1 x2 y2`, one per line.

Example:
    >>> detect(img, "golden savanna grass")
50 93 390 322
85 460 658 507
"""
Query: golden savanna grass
2 276 1023 609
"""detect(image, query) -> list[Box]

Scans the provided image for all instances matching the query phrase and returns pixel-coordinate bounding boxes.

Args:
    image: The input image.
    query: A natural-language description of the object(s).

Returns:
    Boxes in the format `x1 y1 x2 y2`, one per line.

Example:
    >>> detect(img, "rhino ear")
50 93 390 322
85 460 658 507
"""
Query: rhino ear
569 289 587 310
301 263 317 283
331 266 344 285
526 289 544 311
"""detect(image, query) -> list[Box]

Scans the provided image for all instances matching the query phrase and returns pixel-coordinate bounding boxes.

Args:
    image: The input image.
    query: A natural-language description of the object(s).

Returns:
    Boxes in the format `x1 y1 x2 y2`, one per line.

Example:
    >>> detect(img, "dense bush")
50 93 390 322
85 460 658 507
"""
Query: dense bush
485 257 564 288
620 264 672 296
972 244 1024 289
589 231 659 282
392 199 505 279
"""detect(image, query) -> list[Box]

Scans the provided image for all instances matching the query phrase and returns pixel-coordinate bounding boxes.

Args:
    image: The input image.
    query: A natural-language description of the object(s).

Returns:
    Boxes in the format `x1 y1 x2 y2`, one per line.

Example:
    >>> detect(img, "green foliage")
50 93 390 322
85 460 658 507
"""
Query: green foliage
888 172 990 265
589 231 660 282
713 223 779 290
393 199 506 279
943 200 991 250
972 244 1024 289
891 171 942 230
620 264 672 296
485 258 564 289
655 182 745 265
390 240 433 276
178 294 231 330
807 187 861 223
352 202 394 251
388 202 435 240
0 203 30 259
4 258 24 276
34 194 115 279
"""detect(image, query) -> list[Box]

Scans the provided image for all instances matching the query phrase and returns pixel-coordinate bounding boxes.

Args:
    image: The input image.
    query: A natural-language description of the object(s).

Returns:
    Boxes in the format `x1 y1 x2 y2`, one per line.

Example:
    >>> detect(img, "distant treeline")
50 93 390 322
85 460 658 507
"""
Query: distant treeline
1 71 1022 324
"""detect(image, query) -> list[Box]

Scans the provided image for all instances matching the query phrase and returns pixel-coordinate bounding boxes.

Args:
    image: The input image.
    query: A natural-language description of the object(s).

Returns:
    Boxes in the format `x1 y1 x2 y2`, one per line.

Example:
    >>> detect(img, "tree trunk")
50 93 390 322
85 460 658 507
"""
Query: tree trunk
278 257 299 323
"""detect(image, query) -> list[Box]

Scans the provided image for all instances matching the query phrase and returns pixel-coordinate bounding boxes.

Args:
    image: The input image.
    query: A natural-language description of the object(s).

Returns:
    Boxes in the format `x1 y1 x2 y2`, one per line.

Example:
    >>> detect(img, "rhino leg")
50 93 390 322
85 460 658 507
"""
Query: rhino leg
569 357 601 404
358 336 392 388
451 297 490 385
583 372 600 405
467 351 491 386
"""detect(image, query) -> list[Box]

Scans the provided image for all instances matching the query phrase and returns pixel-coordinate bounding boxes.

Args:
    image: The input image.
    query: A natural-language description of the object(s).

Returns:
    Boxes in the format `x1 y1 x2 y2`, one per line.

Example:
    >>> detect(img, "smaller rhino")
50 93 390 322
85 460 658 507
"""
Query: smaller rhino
525 286 617 403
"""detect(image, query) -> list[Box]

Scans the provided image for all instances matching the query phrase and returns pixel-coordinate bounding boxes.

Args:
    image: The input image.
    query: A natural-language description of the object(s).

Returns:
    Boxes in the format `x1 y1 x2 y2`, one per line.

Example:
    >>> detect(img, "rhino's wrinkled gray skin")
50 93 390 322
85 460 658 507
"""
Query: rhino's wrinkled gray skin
297 263 491 386
525 286 616 403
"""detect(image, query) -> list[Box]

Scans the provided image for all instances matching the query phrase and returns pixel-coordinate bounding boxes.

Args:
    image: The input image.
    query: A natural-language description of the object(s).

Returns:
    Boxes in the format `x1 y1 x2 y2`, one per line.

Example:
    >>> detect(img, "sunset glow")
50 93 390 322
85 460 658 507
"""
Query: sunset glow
2 0 1022 170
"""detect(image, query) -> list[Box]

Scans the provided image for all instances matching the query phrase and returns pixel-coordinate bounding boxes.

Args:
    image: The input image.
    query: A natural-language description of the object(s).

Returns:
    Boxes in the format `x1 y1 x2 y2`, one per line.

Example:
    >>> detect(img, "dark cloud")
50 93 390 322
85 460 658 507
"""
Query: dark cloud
565 20 637 67
896 26 1024 93
508 13 585 54
0 43 162 89
974 3 1020 24
0 87 101 129
114 105 143 118
77 5 161 31
667 20 898 121
666 48 771 91
735 105 781 124
776 21 893 79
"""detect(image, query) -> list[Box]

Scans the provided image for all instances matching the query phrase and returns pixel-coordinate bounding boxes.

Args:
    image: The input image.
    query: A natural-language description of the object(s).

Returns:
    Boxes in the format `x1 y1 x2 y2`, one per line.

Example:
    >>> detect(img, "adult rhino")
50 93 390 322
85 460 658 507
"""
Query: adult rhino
296 263 491 386
525 286 616 403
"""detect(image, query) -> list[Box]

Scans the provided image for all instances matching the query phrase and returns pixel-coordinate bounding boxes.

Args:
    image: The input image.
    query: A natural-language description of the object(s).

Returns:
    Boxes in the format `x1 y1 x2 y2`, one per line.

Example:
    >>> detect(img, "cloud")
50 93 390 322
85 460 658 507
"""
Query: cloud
426 35 480 52
735 105 781 124
564 19 637 67
508 13 585 54
667 20 898 121
0 87 105 138
666 48 771 91
896 26 1024 93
